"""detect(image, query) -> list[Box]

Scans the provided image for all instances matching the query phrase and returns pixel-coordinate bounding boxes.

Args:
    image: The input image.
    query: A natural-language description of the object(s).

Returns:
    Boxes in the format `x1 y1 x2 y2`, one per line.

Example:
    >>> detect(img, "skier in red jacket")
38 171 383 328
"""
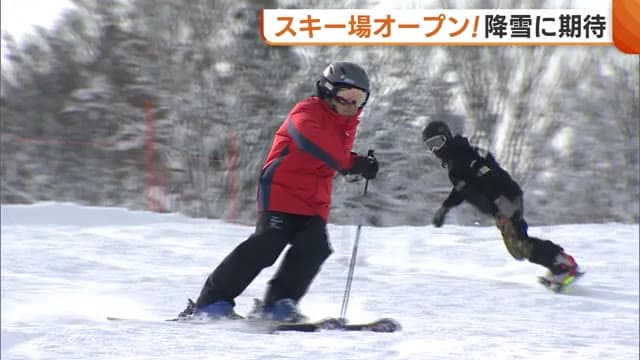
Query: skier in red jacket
179 62 379 322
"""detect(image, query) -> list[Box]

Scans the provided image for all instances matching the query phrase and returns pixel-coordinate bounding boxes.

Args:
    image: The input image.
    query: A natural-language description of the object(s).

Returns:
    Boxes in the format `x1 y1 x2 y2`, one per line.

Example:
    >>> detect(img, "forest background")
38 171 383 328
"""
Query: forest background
1 0 638 226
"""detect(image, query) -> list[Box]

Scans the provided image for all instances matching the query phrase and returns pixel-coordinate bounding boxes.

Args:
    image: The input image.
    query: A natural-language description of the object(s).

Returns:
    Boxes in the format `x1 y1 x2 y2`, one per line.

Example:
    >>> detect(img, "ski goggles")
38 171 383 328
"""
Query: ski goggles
334 87 368 108
424 135 448 152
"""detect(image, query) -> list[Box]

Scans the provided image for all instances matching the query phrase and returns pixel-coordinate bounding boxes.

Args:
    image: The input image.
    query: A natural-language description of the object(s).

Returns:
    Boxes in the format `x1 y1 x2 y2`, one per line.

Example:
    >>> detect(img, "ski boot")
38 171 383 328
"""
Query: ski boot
248 298 308 323
178 298 243 320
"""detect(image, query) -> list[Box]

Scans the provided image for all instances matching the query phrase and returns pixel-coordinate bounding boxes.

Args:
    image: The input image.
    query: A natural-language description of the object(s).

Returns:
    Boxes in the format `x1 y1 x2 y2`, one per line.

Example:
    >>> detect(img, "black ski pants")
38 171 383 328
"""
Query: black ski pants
195 211 333 308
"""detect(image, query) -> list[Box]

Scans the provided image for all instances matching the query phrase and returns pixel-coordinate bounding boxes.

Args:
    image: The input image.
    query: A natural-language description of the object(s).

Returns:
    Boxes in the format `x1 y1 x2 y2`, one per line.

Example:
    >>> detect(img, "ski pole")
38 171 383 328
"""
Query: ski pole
340 150 374 320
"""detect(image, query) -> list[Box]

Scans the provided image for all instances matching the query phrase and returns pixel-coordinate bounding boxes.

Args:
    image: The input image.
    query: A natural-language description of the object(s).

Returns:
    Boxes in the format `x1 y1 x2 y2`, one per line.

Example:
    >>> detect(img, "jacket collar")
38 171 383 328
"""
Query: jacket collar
314 96 361 129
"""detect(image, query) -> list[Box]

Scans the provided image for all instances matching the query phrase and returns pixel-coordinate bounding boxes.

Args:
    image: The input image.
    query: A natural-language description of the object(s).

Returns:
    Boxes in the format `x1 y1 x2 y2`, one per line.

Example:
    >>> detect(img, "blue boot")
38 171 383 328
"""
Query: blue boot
257 298 308 323
193 300 243 320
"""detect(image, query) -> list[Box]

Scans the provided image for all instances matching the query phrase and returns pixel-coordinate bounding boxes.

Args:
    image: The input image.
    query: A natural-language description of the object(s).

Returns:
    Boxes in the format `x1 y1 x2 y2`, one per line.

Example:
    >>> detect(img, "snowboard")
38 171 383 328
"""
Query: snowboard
538 271 585 293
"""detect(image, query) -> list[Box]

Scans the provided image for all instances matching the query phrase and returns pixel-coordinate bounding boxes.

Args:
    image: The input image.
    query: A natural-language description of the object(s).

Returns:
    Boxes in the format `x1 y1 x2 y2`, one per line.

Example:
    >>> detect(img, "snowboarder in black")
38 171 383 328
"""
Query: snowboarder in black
422 121 580 284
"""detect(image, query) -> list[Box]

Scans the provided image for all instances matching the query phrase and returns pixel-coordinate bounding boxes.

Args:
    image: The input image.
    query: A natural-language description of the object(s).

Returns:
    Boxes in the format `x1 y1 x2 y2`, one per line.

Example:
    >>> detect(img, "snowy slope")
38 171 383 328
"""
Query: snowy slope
1 203 638 360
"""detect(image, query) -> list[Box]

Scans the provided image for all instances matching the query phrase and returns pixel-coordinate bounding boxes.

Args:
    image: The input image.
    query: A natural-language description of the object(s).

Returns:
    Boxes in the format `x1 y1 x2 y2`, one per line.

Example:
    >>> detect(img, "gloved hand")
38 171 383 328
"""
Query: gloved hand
432 206 449 227
359 153 379 179
346 152 379 179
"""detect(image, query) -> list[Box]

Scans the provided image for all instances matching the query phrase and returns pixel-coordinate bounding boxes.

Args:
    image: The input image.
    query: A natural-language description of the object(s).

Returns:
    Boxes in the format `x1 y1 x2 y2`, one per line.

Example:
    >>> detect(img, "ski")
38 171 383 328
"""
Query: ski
107 315 275 334
272 317 344 332
107 315 401 333
273 317 401 333
106 316 135 321
343 318 401 332
107 315 244 323
538 271 585 293
106 316 194 322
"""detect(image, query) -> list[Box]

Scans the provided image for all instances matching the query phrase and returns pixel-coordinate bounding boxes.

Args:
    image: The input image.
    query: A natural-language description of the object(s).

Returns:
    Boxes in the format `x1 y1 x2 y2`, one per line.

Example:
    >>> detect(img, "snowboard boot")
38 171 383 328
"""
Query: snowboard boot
544 251 580 286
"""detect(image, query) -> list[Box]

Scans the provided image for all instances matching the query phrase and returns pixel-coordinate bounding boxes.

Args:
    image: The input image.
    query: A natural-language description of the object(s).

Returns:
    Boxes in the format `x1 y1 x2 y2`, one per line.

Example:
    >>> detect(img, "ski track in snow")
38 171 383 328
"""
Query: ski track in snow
1 203 638 360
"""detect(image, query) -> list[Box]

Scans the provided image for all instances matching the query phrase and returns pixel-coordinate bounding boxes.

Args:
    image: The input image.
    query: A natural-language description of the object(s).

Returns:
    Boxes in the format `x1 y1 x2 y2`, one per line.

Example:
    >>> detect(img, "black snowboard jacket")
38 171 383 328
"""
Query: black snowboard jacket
435 135 523 217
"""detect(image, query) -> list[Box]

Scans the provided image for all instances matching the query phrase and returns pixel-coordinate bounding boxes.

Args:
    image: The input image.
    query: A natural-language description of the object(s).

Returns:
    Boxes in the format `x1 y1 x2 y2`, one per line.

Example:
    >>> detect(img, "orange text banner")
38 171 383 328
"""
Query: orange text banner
261 8 612 46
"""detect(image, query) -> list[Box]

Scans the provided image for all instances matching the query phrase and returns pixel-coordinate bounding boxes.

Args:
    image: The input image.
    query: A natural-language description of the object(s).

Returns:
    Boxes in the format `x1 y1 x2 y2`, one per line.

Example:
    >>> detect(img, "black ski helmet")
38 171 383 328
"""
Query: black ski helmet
317 62 370 108
422 121 452 153
422 121 452 142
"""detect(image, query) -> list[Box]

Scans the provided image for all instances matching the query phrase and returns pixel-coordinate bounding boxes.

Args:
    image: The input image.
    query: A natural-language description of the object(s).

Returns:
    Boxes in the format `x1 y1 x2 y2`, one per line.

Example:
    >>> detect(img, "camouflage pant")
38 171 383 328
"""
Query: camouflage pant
495 196 534 260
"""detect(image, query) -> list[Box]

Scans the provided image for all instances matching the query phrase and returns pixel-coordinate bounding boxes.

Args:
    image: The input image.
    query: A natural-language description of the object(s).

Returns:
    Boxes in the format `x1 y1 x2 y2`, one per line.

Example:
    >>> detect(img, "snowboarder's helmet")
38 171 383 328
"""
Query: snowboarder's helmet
317 62 370 108
422 121 452 152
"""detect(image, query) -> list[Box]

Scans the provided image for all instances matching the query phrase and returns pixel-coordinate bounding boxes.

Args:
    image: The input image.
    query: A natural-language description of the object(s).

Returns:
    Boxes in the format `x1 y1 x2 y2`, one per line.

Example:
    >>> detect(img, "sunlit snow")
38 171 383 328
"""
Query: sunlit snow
1 203 638 360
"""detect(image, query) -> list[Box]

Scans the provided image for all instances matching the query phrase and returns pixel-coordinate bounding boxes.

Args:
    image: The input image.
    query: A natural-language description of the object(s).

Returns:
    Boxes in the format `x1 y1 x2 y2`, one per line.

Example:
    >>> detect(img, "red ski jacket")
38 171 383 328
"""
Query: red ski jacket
257 97 360 221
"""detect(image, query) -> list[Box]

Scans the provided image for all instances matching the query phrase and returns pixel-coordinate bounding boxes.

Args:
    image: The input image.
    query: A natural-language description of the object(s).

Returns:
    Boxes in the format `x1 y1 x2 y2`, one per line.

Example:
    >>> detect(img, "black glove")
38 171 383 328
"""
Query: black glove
432 206 449 227
350 153 379 180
